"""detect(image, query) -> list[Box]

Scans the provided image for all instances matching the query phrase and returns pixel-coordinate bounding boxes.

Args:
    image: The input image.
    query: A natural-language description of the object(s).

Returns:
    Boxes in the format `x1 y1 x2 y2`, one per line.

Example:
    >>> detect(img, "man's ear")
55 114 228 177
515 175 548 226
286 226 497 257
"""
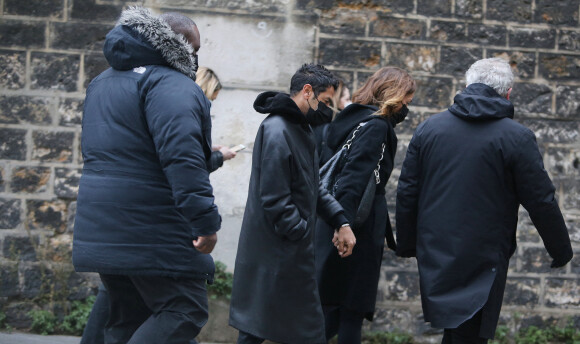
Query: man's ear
506 88 512 100
303 84 313 99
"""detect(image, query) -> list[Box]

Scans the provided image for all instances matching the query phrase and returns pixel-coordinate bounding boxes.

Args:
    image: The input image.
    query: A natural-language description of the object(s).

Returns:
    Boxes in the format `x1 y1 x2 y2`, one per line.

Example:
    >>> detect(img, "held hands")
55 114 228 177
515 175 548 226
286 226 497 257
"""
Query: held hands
332 225 356 258
193 233 218 254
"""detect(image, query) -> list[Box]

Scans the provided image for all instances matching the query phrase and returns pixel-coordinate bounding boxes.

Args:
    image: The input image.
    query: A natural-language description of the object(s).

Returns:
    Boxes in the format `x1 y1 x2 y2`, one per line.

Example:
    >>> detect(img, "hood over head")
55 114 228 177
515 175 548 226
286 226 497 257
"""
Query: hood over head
253 91 308 124
103 6 198 80
449 83 514 121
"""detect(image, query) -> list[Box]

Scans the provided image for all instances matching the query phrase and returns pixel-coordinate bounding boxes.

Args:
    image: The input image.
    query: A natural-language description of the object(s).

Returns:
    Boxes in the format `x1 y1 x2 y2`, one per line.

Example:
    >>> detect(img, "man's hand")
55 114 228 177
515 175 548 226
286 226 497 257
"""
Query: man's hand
332 226 356 258
219 146 237 161
193 233 218 254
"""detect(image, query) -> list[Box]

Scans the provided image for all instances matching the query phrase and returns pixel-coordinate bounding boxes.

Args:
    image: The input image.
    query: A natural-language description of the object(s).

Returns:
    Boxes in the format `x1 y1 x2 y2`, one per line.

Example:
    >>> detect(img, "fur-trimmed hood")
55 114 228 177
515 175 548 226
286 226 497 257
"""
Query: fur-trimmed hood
103 6 197 80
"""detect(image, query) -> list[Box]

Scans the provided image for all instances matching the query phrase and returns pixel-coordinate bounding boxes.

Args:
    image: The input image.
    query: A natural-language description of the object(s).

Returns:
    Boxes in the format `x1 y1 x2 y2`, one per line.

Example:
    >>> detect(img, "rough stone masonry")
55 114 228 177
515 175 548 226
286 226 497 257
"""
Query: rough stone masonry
0 0 578 339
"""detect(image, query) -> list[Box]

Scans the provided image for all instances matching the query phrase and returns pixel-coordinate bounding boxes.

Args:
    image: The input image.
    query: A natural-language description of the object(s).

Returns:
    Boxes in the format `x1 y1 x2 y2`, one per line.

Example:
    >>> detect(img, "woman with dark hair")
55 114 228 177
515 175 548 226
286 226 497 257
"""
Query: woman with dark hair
315 67 416 344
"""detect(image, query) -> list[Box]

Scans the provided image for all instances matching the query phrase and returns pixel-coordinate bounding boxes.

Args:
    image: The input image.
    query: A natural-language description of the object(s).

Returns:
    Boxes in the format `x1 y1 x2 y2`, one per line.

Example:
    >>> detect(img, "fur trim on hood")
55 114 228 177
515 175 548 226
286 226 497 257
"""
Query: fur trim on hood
117 6 197 80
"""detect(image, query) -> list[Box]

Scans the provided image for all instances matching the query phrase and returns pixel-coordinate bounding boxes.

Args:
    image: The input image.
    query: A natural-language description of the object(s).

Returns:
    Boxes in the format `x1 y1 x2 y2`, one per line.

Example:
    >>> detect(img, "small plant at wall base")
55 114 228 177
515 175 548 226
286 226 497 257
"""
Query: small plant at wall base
27 296 96 336
329 331 415 344
61 296 96 335
490 321 580 344
28 310 56 335
207 261 233 300
363 331 415 344
0 312 8 330
491 325 510 344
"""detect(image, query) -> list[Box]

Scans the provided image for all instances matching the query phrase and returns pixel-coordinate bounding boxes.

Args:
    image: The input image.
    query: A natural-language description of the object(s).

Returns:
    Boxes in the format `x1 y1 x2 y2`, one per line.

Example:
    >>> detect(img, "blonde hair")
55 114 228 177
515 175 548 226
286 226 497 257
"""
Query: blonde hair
352 67 416 117
196 67 222 100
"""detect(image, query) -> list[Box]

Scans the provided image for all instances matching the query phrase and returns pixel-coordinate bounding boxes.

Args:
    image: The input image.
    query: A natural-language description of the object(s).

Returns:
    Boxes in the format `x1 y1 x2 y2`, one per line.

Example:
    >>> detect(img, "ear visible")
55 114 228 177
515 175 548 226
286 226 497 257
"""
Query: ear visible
506 88 512 100
303 84 313 99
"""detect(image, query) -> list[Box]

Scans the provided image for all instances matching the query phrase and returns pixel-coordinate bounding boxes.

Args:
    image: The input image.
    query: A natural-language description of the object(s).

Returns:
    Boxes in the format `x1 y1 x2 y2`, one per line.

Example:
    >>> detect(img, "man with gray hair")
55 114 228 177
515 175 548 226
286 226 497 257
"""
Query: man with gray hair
395 57 573 343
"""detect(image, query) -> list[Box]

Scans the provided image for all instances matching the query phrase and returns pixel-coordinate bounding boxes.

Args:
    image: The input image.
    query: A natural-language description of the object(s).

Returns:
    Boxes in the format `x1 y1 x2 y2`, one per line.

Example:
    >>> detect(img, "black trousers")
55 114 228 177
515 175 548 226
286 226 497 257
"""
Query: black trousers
236 330 266 344
442 310 488 344
80 283 108 344
323 305 365 344
99 274 208 344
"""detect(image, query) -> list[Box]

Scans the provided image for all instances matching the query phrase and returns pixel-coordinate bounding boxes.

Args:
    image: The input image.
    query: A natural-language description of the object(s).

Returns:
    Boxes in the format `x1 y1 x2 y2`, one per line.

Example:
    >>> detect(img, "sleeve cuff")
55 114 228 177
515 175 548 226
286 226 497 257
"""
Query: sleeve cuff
191 213 221 237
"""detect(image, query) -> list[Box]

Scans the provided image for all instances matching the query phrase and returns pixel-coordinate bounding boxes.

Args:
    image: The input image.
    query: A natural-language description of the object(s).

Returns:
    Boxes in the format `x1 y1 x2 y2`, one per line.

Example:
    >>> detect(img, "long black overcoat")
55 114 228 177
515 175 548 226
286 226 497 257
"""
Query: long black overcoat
315 104 397 320
396 83 573 337
229 92 347 344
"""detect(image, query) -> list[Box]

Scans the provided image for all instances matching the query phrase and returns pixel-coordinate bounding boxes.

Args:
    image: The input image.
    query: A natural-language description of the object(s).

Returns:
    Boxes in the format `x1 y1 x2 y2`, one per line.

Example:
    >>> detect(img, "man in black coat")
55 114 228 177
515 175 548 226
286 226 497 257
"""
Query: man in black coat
73 7 219 344
229 64 356 344
396 57 573 343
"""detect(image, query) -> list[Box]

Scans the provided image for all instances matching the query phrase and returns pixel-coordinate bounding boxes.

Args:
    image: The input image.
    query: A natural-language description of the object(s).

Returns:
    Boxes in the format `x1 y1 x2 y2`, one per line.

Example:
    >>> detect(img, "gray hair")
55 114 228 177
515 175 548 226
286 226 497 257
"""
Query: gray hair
465 58 514 97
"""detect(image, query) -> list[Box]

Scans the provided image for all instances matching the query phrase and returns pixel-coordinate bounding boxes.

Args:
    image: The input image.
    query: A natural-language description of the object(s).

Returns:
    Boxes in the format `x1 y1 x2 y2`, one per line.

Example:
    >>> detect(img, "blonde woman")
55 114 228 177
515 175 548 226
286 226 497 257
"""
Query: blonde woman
196 66 222 101
195 67 238 171
315 67 416 344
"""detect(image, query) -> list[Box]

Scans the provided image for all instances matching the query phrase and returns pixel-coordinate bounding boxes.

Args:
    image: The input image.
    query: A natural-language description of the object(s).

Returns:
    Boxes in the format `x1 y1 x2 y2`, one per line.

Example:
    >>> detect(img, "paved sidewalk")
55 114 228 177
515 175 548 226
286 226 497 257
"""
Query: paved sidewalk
0 332 80 344
0 332 228 344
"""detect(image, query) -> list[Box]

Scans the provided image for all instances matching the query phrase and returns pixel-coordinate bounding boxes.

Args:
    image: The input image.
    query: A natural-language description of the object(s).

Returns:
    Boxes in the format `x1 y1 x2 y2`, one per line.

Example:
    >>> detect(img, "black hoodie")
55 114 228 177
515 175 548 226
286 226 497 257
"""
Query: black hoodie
396 83 573 337
230 91 347 343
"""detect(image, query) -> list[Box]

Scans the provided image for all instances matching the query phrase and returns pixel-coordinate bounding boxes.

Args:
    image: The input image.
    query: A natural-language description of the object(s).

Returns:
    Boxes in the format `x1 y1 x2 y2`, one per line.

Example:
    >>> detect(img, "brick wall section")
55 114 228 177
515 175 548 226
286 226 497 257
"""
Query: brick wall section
0 0 578 337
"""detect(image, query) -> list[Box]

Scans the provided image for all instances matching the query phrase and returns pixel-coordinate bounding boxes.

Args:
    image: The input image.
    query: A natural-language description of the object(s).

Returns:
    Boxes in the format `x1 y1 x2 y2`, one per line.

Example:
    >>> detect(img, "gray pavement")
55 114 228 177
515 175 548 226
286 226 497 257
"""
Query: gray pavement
0 332 227 344
0 332 80 344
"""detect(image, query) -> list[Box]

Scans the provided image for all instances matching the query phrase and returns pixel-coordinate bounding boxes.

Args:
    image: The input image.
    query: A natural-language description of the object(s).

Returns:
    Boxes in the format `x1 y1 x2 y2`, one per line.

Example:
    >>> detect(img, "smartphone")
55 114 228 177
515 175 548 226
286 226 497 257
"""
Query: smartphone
230 144 246 152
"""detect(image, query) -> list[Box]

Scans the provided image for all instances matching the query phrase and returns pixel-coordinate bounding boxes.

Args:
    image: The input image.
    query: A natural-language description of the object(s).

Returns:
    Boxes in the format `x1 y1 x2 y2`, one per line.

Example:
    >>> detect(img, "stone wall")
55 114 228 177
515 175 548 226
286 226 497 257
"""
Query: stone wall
0 0 578 339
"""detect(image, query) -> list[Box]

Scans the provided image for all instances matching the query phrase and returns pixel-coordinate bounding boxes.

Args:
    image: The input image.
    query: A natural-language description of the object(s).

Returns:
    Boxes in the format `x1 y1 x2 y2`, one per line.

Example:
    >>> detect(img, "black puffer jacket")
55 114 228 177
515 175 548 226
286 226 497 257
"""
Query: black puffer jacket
73 7 220 280
396 83 573 336
229 92 347 344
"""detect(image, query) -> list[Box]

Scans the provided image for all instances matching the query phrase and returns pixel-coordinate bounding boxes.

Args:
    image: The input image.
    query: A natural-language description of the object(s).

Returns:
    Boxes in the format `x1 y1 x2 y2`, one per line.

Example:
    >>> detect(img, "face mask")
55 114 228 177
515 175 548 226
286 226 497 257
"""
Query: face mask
306 101 333 125
191 53 199 74
391 104 409 126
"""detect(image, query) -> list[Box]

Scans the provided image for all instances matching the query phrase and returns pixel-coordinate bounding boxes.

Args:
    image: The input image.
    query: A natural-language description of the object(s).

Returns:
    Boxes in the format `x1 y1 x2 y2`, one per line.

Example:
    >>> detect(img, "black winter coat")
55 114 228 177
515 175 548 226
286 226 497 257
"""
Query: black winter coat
208 151 224 173
396 83 573 337
73 8 220 280
229 92 348 343
315 104 397 320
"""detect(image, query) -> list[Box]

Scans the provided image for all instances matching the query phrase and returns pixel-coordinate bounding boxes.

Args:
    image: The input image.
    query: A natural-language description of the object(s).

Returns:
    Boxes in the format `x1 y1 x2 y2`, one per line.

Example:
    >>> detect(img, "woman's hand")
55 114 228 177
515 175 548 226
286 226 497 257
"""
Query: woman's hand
332 226 356 258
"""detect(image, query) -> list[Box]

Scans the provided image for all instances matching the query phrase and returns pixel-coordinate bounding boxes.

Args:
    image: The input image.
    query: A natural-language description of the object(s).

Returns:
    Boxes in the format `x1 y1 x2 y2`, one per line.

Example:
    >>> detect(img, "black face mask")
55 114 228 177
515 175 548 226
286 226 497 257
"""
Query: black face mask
390 104 409 127
306 101 333 125
192 54 199 74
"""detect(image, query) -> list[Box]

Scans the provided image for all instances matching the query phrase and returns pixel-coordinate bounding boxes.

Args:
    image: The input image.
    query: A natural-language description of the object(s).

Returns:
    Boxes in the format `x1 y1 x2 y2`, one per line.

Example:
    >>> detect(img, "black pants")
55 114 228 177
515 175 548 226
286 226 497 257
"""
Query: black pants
80 283 108 344
100 274 208 344
236 330 265 344
323 305 365 344
442 310 488 344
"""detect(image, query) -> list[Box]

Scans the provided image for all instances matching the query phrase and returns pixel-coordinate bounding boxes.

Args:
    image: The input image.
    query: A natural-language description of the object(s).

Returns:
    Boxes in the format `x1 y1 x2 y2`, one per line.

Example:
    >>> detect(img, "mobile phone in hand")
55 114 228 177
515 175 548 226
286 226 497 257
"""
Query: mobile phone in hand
230 144 246 152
